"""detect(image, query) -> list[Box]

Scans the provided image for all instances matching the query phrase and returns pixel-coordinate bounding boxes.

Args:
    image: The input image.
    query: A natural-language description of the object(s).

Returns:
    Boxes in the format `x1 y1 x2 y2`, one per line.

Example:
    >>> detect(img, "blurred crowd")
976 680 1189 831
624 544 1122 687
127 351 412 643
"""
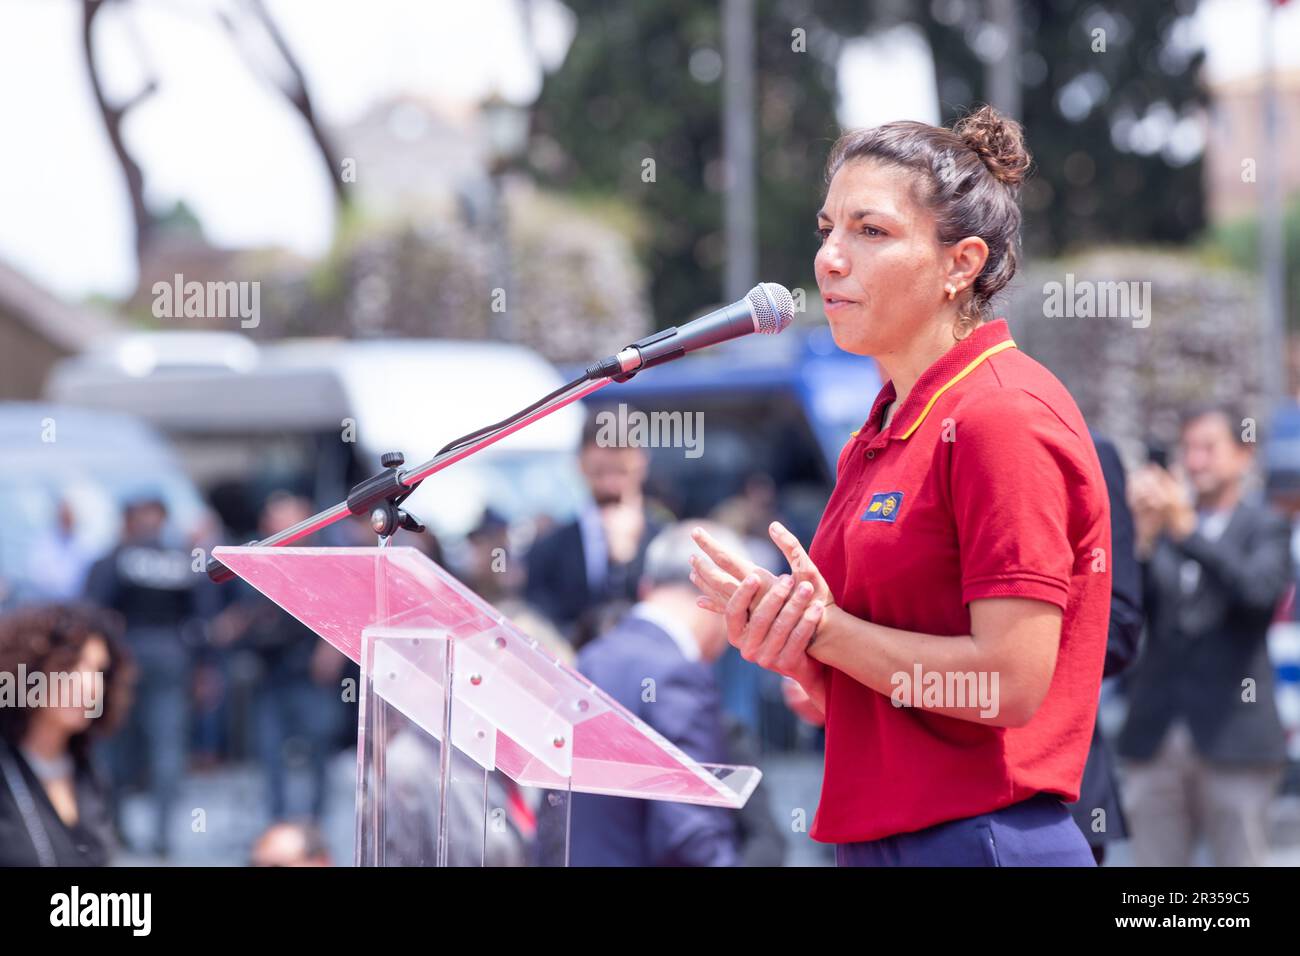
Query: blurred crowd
2 401 1300 867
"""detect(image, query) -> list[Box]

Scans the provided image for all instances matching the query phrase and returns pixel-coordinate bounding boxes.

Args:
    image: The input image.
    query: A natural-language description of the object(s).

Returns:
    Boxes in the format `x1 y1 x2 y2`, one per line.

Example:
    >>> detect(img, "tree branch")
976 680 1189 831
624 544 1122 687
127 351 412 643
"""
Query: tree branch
239 0 349 210
81 0 158 270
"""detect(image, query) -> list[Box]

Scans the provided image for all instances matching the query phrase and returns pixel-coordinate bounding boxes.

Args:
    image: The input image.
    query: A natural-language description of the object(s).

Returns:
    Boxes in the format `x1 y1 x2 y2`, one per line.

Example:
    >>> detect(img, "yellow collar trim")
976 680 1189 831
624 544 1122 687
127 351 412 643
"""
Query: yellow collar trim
897 339 1017 440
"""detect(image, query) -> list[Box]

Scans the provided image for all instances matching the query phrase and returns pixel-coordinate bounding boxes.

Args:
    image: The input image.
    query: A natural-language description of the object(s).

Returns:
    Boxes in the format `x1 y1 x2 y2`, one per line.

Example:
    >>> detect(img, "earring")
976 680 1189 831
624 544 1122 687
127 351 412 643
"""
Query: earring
945 284 956 301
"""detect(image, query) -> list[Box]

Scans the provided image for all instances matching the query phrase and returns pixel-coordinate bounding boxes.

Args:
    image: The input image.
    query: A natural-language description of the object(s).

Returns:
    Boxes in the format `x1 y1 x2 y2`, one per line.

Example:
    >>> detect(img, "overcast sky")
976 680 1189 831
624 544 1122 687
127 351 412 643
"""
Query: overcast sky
0 0 1296 302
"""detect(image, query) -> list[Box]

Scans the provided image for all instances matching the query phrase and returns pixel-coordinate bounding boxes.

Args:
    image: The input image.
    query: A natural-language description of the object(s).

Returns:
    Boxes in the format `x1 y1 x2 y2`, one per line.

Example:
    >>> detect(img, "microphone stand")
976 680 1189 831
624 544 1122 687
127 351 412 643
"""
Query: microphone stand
205 373 614 582
203 295 777 581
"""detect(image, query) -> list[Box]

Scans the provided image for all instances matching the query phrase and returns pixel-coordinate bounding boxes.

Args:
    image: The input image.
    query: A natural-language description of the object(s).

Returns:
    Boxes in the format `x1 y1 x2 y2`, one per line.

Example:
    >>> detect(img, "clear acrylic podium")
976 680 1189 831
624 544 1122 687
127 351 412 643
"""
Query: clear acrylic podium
213 545 761 866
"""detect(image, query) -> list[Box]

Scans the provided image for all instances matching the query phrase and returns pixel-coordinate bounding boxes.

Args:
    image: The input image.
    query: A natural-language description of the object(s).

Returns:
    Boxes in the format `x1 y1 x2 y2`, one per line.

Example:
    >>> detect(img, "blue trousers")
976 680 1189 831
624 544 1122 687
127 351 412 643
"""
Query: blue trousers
254 668 339 821
836 793 1096 867
102 634 190 855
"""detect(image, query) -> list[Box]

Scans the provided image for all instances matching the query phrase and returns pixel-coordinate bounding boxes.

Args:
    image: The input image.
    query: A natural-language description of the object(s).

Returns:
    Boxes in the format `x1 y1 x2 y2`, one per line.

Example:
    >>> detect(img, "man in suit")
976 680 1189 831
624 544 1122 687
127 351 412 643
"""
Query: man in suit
566 521 750 866
1070 436 1144 863
1119 405 1291 866
525 407 665 644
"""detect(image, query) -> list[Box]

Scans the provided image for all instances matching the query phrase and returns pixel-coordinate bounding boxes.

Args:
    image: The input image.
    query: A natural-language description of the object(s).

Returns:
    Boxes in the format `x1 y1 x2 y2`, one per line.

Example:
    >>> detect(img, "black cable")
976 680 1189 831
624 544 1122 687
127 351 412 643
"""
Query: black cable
434 371 593 458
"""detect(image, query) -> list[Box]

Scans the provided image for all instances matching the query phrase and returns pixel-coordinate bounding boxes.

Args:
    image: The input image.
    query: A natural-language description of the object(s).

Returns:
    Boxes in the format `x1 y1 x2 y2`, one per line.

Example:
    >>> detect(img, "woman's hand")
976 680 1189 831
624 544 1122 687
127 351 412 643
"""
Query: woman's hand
688 525 776 613
689 521 834 613
716 571 828 695
783 675 827 727
687 522 834 699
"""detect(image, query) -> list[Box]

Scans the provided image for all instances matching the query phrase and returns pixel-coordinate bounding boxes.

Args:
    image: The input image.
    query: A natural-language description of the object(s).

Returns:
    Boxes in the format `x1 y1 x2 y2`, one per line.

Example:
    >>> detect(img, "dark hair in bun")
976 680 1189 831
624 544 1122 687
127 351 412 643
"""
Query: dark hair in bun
824 104 1033 330
953 105 1031 186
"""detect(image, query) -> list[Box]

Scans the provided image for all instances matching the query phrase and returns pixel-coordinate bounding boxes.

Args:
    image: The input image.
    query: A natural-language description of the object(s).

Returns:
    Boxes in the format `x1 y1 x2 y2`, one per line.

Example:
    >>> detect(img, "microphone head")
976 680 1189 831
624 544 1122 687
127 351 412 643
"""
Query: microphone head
747 283 795 335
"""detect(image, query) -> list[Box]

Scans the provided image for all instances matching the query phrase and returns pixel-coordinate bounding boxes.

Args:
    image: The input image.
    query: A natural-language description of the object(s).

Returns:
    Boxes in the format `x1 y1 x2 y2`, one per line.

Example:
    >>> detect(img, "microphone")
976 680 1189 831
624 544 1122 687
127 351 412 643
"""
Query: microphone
586 282 794 380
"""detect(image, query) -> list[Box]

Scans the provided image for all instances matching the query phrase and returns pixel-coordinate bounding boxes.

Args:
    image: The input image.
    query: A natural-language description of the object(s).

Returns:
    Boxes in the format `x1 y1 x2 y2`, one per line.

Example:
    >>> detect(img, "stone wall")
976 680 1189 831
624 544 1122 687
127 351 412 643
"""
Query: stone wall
1003 249 1267 464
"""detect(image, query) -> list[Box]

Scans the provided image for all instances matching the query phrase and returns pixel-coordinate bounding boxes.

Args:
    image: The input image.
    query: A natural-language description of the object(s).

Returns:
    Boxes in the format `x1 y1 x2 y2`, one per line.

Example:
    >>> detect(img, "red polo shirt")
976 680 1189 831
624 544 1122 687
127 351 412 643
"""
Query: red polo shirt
807 319 1110 844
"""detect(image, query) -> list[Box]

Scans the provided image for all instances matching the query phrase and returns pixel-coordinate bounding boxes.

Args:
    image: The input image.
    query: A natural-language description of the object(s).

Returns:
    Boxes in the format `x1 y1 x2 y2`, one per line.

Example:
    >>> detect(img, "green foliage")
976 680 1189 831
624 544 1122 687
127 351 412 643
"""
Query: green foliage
532 0 1208 327
913 0 1207 254
531 0 865 326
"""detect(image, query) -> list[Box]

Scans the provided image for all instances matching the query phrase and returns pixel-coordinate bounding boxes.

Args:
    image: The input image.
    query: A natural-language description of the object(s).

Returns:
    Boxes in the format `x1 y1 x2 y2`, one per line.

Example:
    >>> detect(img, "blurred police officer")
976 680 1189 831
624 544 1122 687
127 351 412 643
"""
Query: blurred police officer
85 495 199 858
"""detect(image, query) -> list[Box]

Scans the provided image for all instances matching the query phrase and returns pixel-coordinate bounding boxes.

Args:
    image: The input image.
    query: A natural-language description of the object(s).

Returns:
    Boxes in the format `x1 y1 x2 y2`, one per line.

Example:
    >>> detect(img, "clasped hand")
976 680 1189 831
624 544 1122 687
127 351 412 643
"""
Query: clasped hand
688 521 833 690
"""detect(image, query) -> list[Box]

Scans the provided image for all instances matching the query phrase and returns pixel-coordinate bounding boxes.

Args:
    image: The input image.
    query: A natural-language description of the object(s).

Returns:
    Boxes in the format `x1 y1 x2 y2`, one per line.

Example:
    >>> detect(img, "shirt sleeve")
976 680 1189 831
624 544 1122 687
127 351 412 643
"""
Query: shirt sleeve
948 388 1081 610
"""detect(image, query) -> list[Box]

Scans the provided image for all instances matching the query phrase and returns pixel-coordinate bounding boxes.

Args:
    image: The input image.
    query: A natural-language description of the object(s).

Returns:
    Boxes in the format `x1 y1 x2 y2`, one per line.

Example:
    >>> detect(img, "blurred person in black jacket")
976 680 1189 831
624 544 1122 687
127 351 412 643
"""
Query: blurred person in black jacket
0 604 130 866
84 495 198 857
212 492 348 821
525 407 667 645
1119 406 1291 866
1069 436 1143 863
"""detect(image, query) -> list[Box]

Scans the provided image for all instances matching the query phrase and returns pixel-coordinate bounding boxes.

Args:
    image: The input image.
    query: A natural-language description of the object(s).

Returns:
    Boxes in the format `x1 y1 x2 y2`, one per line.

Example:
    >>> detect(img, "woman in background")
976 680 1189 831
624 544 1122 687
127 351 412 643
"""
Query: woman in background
0 603 130 866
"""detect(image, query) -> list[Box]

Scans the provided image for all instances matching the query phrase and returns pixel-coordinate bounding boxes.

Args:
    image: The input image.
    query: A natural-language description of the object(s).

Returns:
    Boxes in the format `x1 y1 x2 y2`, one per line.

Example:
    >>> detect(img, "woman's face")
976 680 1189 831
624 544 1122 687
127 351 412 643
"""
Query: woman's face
814 159 953 357
35 635 110 739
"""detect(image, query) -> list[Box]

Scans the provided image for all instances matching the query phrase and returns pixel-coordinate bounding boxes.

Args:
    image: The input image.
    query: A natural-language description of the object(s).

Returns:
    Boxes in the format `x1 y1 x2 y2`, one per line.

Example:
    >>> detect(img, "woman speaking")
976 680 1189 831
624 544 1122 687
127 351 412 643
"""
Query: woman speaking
690 106 1110 866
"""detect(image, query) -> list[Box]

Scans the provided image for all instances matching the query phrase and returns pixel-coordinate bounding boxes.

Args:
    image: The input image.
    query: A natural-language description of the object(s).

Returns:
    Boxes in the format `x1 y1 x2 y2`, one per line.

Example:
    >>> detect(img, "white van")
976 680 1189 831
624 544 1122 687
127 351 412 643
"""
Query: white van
45 332 587 542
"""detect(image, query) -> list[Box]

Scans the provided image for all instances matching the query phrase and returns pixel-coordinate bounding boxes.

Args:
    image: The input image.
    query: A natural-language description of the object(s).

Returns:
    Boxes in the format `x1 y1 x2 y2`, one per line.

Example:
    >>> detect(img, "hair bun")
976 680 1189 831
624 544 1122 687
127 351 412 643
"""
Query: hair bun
953 105 1031 187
